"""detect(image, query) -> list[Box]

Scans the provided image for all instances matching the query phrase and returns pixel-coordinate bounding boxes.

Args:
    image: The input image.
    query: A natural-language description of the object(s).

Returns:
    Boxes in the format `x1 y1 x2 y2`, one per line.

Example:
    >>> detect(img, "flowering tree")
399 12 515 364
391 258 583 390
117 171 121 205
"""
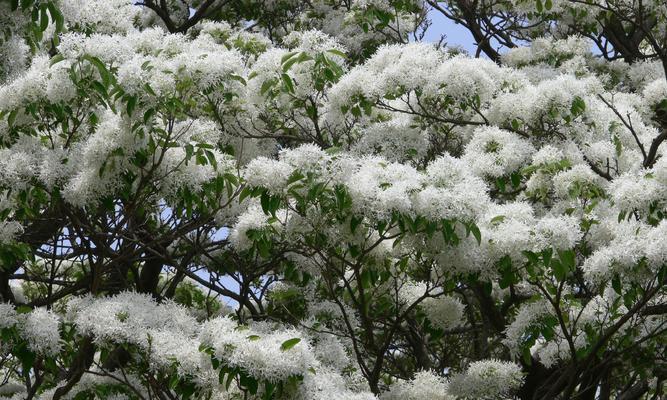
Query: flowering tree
0 0 666 399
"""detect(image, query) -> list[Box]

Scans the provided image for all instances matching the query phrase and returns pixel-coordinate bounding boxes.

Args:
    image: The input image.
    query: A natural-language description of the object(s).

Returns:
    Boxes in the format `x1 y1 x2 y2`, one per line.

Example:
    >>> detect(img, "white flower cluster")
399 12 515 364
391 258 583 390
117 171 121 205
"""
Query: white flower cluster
297 369 376 400
0 221 22 244
64 292 372 390
462 126 535 178
490 75 602 128
237 144 492 227
502 300 553 355
68 292 198 344
381 370 453 400
327 42 445 121
200 317 317 383
397 280 428 305
228 203 283 251
583 220 667 285
448 359 524 399
502 36 591 68
609 171 663 213
480 202 582 264
68 292 202 375
0 304 61 356
58 0 140 34
421 296 466 331
352 115 430 163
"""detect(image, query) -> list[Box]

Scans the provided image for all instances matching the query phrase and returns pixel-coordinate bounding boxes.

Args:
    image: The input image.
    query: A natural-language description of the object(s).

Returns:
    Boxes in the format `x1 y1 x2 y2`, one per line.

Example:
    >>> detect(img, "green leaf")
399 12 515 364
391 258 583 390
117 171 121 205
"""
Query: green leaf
281 73 294 93
558 249 576 272
350 215 362 234
229 73 246 86
280 337 301 351
49 53 64 67
47 2 64 32
39 4 49 32
611 276 622 294
205 149 217 170
240 373 259 394
570 96 586 117
16 305 33 314
522 348 532 365
496 177 506 192
326 49 347 58
282 53 302 72
613 134 622 157
469 223 481 245
239 186 255 204
490 215 506 225
542 248 553 267
498 255 516 289
126 95 137 117
260 79 275 96
260 192 270 215
551 259 567 281
143 108 155 124
263 381 277 400
280 51 298 64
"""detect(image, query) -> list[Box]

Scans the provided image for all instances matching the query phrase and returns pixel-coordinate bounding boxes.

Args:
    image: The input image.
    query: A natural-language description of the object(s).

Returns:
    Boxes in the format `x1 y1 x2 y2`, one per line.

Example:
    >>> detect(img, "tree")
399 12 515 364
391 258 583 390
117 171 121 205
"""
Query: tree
0 0 665 399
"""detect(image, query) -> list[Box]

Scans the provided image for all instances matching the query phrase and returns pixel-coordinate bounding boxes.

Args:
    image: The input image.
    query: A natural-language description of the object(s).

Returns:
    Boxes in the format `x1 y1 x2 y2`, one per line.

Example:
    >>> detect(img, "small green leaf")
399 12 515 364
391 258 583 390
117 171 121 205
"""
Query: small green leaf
280 51 298 64
39 4 49 31
126 95 137 116
570 96 586 116
551 259 567 281
260 79 275 96
469 223 481 245
49 53 64 67
281 73 294 93
490 215 506 225
611 276 622 294
280 337 301 351
326 49 347 59
612 134 622 157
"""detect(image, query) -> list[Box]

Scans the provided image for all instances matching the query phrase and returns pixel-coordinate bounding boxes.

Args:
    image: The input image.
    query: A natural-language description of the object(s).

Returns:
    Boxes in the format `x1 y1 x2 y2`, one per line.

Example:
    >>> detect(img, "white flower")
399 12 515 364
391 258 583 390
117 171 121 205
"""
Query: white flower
229 204 280 251
279 143 331 172
532 145 565 166
201 317 318 382
0 221 23 244
296 369 376 400
244 157 295 194
421 296 466 331
609 172 662 212
0 303 18 329
462 127 535 178
553 164 606 199
381 370 452 400
448 360 524 399
346 157 422 218
397 281 428 305
22 308 62 356
503 300 552 354
69 292 198 347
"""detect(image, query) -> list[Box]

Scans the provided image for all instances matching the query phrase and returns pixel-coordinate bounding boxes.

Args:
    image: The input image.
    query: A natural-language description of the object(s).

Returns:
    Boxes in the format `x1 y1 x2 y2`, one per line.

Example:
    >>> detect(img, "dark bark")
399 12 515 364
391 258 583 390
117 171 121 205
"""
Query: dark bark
52 337 95 400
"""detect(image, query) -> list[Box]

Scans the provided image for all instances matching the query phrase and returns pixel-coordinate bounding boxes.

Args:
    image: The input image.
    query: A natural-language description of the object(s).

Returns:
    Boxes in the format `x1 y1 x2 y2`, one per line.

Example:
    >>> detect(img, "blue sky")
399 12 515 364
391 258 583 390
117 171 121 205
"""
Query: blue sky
423 10 478 54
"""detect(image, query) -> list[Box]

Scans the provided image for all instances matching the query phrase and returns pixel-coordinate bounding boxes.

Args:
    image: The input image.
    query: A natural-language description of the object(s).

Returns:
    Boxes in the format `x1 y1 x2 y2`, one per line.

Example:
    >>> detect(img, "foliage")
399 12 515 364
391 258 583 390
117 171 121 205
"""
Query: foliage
0 0 666 399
